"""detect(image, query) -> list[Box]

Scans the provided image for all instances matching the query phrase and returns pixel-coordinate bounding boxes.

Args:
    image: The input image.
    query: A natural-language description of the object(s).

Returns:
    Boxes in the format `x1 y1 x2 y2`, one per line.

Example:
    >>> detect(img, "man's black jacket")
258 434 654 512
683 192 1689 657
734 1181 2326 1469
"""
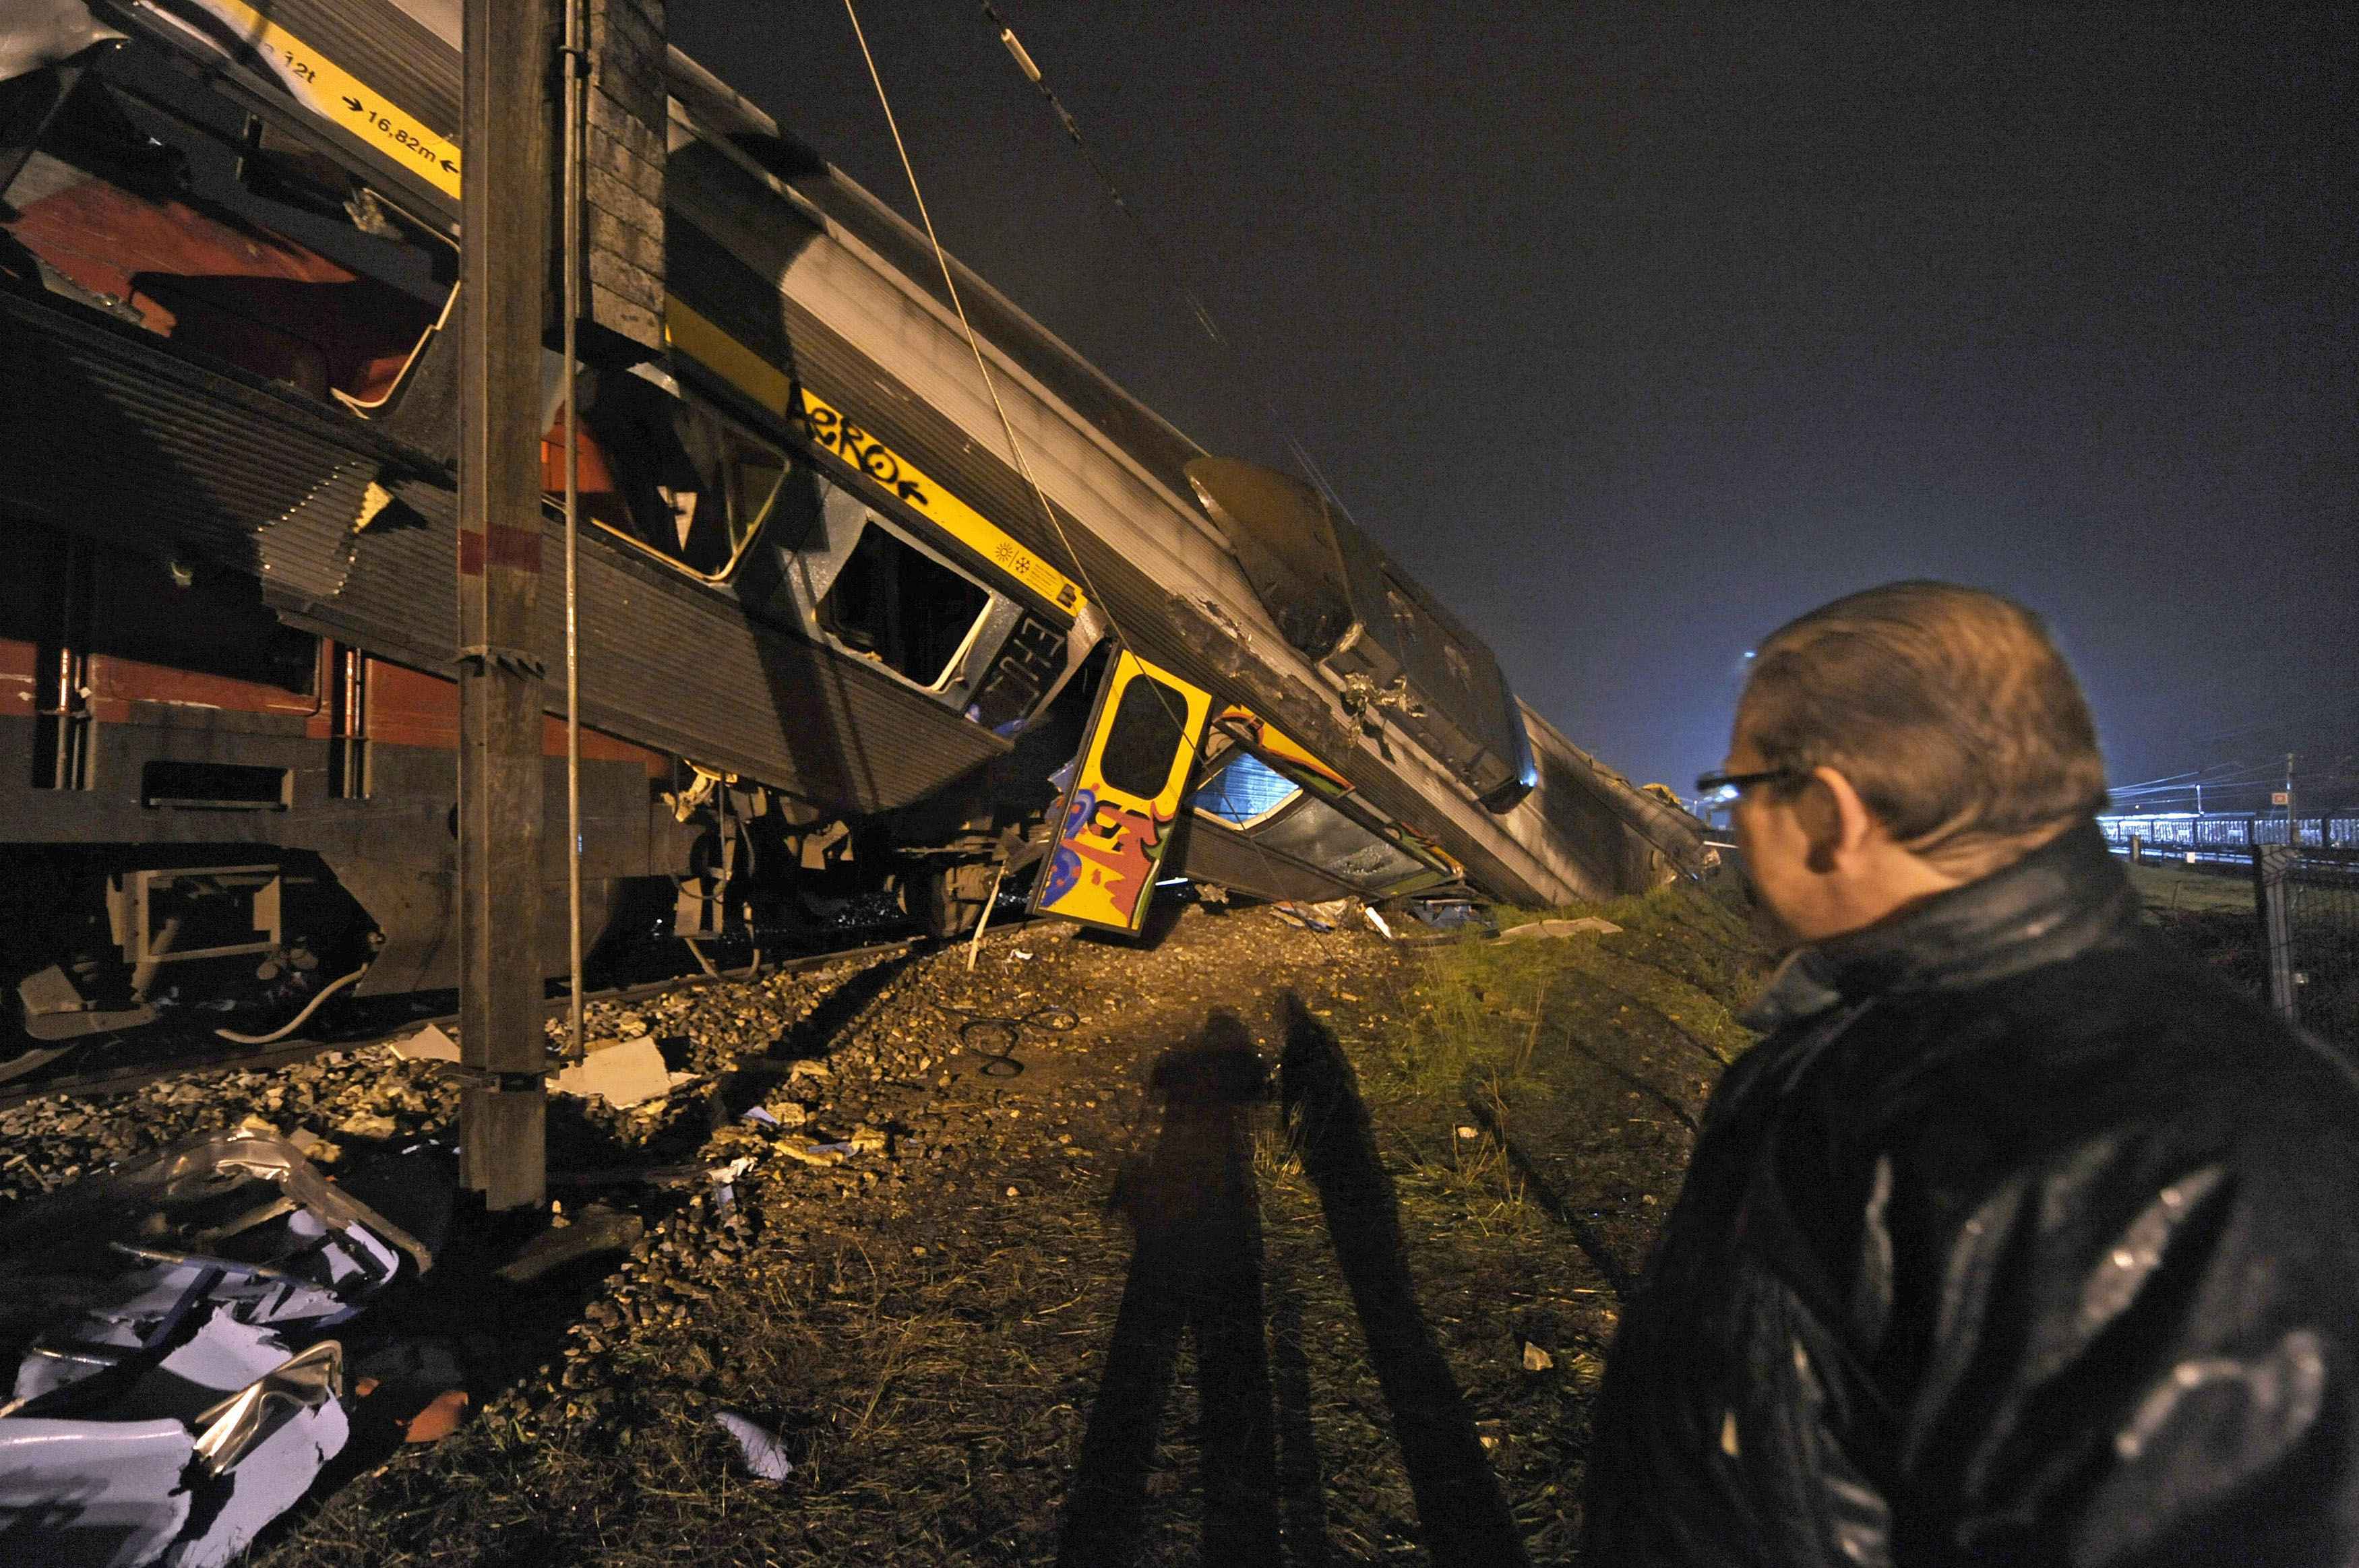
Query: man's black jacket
1584 823 2359 1565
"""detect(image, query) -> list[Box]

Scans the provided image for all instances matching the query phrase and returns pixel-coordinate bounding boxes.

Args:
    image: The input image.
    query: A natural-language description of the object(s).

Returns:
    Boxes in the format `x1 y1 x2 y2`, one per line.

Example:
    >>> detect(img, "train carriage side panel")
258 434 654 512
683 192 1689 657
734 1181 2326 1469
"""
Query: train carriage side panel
663 137 1591 904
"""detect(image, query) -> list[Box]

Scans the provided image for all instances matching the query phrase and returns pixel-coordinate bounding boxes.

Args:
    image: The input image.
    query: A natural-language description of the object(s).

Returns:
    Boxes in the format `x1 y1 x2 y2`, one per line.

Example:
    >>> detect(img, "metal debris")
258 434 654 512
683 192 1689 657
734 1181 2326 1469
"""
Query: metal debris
1388 896 1499 942
495 1204 646 1286
0 1129 425 1565
1274 898 1353 933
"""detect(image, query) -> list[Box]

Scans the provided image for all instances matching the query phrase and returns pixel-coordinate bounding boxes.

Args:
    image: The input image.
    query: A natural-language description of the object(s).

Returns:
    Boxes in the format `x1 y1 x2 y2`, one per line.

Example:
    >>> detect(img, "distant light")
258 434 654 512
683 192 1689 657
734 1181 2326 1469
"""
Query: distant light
1742 650 1756 660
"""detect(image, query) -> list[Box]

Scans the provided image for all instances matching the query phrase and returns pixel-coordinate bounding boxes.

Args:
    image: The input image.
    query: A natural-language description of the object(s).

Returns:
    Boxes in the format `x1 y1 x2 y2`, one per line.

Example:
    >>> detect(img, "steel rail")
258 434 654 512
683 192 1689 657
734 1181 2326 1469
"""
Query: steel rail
0 937 930 1113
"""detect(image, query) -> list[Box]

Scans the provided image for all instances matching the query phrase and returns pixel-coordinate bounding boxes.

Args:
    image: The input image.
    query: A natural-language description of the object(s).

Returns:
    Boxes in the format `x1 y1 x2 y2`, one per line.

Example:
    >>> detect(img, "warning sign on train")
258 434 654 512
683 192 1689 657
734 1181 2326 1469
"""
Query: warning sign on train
177 0 462 199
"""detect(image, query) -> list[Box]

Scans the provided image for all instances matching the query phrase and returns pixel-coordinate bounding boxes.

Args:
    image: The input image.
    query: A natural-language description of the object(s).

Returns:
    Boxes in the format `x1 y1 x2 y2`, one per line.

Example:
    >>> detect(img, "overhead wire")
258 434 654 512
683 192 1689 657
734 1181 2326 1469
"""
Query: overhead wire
838 1 1132 662
838 0 1314 917
961 7 1715 890
976 1 1353 514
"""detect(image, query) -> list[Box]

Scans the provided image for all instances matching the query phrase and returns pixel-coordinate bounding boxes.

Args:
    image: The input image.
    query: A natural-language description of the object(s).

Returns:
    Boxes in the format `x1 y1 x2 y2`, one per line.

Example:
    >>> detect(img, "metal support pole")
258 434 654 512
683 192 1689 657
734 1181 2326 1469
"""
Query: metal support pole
456 0 557 1212
2253 845 2300 1029
561 0 586 1061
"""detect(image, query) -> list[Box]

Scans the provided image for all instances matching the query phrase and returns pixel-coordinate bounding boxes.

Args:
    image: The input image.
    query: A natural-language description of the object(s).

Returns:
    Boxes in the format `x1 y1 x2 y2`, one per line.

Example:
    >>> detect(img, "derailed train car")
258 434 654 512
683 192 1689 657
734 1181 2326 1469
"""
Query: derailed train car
0 0 1706 1061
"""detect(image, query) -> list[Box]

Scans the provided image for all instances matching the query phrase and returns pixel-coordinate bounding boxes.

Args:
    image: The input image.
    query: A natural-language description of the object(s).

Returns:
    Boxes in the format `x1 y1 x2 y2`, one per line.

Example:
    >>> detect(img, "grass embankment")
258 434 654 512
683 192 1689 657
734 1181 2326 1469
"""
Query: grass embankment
2125 859 2270 1002
249 889 1772 1566
1258 876 1773 1559
2125 858 2260 916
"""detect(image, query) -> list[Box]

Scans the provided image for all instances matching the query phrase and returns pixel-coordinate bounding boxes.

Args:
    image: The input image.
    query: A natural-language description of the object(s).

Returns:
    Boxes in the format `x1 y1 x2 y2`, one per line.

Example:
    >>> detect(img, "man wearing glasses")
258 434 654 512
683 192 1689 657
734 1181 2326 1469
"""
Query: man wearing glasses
1583 582 2359 1565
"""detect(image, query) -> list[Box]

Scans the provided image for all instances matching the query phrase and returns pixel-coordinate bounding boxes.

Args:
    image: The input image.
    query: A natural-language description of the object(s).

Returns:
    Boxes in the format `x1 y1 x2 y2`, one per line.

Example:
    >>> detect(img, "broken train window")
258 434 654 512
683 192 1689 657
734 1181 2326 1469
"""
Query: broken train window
1251 792 1430 893
0 40 456 407
549 369 789 580
815 518 992 689
1192 750 1303 829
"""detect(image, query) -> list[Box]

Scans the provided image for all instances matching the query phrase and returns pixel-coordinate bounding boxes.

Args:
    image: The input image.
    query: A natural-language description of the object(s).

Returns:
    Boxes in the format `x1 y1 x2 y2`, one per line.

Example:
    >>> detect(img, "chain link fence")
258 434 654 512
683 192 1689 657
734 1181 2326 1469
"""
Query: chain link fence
2106 825 2359 1053
2256 846 2359 1051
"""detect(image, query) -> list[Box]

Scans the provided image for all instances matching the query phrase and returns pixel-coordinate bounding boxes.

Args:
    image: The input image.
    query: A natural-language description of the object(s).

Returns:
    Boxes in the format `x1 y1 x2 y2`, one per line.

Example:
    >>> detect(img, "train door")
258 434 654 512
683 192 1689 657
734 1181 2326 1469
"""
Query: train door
1029 652 1211 935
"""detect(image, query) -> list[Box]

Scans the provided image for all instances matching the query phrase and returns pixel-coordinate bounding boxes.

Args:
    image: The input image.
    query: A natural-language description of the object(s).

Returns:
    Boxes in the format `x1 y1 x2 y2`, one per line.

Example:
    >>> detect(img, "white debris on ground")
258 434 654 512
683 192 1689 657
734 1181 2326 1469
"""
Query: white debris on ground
0 953 888 1216
549 1036 692 1108
1497 916 1624 941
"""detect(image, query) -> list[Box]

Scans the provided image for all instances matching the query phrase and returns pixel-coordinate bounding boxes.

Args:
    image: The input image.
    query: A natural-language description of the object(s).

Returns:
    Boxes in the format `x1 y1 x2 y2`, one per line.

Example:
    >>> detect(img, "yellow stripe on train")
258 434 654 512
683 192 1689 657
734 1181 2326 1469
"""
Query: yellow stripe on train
187 0 461 199
663 298 1086 619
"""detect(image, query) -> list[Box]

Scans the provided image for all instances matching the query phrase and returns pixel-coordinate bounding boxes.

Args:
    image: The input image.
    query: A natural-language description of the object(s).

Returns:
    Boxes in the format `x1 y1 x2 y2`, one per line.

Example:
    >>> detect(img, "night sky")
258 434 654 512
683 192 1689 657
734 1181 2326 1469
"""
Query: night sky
673 3 2357 805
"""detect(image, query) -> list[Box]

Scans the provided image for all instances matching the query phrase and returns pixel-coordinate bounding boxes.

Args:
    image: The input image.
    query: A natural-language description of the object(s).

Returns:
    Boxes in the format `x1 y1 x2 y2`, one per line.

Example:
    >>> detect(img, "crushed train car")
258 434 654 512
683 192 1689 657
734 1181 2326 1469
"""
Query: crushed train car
0 0 1709 1079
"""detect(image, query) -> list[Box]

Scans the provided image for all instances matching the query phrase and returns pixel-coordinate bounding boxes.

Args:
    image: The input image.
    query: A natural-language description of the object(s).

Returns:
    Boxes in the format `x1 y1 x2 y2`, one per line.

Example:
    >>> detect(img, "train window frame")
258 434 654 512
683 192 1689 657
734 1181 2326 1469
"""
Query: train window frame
1 51 460 410
329 189 460 417
563 371 792 584
1192 751 1306 831
811 515 997 694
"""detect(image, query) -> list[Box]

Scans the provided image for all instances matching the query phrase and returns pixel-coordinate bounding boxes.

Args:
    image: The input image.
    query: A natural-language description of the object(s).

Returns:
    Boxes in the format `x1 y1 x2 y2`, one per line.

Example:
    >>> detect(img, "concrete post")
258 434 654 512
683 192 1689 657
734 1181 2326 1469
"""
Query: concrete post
2252 846 2300 1030
456 0 557 1212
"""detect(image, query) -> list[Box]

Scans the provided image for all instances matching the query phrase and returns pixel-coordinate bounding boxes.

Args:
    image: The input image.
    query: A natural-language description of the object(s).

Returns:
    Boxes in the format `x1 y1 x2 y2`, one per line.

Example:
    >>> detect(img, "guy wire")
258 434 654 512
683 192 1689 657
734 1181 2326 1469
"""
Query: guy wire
839 0 1351 910
977 1 1352 515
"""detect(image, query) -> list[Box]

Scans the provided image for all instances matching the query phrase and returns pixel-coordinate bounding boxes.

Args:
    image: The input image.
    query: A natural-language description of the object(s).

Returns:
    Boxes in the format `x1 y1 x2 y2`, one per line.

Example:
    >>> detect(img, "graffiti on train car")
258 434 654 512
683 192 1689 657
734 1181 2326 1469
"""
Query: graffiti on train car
661 300 1086 617
799 404 931 507
791 388 1084 615
1034 652 1211 933
1039 789 1174 914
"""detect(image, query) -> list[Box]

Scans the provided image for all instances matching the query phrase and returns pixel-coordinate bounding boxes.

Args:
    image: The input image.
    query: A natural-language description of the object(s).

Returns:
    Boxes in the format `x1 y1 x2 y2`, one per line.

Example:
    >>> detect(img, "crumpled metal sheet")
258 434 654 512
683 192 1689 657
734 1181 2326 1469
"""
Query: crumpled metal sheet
0 1416 193 1567
255 457 378 603
0 1131 421 1565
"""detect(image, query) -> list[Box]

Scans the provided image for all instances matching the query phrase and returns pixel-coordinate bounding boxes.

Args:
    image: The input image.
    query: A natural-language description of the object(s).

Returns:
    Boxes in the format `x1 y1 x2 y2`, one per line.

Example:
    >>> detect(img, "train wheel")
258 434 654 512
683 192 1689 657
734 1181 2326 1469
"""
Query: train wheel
902 863 995 941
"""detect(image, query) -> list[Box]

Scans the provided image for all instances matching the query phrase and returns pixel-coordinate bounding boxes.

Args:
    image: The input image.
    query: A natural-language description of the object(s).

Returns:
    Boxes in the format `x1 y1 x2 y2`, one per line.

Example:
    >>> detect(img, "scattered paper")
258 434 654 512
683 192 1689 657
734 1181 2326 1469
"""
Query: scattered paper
389 1023 461 1063
714 1411 795 1483
551 1037 691 1108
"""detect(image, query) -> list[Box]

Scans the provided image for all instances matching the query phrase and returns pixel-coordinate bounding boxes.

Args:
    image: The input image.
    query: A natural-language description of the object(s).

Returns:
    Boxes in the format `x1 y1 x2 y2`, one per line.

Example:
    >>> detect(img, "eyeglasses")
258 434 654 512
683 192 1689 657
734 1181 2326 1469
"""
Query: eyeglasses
1694 767 1800 803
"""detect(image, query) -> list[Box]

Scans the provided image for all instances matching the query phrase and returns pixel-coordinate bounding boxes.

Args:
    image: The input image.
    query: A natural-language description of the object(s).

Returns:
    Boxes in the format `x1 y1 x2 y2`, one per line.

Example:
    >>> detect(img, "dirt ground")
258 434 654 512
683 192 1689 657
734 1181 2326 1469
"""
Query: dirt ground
13 881 1773 1567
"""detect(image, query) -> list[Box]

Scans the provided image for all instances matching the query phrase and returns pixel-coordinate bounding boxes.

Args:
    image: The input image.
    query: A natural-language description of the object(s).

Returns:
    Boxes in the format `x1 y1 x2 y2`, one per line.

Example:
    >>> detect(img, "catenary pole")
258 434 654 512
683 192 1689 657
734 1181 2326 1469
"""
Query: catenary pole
561 0 586 1061
456 0 557 1212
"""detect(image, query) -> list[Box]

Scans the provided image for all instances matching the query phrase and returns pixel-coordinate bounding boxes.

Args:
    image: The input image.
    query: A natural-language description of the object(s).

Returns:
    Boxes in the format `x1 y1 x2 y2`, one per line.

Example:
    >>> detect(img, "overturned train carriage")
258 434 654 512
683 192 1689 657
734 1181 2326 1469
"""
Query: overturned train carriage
0 0 1707 1055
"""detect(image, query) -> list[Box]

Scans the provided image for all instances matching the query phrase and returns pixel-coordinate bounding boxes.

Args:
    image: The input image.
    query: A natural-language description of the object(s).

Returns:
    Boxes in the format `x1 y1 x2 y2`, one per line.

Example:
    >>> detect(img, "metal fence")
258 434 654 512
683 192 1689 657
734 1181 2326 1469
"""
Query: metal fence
2110 825 2359 1050
2255 845 2359 1050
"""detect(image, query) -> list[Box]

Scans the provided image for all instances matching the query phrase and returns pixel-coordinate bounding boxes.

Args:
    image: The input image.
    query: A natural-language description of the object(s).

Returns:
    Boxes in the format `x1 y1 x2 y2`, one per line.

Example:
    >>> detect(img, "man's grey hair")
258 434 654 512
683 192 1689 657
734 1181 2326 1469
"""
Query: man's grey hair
1740 581 2110 865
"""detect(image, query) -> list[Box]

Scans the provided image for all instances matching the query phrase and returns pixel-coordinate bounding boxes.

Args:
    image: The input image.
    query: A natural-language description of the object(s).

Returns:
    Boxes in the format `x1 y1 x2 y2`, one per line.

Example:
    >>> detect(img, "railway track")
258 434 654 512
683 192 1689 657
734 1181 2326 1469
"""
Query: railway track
0 934 929 1112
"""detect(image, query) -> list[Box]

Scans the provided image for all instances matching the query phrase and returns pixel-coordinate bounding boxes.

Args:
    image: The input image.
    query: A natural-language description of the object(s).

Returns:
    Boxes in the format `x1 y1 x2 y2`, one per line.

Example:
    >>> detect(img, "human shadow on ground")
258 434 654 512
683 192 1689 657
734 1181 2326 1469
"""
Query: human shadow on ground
1057 1011 1306 1568
1279 992 1533 1568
